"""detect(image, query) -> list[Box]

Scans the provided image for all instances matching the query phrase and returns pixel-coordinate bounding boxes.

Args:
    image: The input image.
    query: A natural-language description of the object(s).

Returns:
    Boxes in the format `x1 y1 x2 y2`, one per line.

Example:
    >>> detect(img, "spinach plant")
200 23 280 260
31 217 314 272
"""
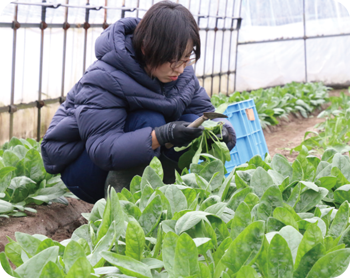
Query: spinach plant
0 137 71 218
175 120 231 171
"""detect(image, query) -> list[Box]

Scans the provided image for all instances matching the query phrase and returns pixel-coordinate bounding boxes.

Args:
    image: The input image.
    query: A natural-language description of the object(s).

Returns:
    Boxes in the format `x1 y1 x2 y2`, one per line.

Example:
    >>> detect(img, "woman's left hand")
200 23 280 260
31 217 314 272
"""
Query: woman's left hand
210 125 236 151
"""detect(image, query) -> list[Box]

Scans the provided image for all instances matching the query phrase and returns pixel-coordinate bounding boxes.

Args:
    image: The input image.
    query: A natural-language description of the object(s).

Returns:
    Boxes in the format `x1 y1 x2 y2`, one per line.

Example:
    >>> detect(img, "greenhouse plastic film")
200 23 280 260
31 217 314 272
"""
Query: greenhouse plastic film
307 36 350 87
240 0 304 41
236 40 306 92
236 0 350 90
0 28 13 106
240 0 350 40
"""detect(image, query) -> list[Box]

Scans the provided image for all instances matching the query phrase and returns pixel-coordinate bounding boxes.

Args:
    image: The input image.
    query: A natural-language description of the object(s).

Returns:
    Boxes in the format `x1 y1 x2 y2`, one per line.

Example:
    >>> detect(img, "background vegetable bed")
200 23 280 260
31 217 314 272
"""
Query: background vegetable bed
211 82 330 129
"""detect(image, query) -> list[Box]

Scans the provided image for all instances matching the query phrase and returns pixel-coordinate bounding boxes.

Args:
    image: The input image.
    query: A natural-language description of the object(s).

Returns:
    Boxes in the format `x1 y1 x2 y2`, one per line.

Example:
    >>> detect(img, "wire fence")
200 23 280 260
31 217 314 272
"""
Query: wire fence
0 0 243 142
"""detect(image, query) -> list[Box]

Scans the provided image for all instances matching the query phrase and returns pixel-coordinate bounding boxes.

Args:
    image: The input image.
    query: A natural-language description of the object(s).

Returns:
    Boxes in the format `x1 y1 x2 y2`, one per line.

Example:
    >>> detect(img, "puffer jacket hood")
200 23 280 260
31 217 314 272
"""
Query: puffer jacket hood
41 17 234 174
94 18 158 92
94 17 177 97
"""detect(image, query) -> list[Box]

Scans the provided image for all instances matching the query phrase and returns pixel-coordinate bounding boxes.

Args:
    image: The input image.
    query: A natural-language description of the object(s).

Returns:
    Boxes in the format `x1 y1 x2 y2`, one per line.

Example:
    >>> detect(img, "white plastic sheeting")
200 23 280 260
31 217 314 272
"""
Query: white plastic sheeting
237 0 350 91
236 40 306 91
307 35 350 85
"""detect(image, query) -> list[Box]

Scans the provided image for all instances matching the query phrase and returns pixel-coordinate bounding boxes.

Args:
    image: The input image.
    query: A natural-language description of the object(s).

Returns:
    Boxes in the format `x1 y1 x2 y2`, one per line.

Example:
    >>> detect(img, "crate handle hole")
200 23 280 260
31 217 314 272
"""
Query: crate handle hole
245 108 255 121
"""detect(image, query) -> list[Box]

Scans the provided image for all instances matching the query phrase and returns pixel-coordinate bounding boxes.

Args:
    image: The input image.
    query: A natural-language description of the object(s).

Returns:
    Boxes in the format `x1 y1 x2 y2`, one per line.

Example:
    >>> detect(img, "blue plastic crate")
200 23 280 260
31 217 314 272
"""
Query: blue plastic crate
223 99 269 174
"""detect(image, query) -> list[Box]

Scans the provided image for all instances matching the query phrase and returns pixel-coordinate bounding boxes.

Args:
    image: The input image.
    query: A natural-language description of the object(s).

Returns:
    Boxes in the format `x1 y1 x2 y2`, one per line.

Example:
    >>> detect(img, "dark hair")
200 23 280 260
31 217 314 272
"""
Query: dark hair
133 1 201 70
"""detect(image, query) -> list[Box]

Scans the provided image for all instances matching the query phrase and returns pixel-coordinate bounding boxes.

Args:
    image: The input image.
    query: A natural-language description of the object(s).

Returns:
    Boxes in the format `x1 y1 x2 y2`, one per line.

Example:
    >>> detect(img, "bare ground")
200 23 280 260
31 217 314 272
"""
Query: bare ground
263 112 324 161
0 198 93 252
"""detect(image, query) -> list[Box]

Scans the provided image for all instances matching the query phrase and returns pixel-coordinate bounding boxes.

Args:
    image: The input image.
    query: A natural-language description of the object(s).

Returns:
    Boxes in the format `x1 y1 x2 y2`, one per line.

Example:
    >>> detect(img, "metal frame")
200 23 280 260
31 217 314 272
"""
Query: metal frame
2 0 349 143
0 0 242 142
194 0 242 97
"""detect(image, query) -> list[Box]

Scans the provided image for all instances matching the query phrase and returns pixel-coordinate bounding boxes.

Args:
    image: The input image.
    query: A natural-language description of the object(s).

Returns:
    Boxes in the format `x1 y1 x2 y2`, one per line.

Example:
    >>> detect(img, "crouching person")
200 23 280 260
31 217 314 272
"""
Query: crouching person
41 1 236 204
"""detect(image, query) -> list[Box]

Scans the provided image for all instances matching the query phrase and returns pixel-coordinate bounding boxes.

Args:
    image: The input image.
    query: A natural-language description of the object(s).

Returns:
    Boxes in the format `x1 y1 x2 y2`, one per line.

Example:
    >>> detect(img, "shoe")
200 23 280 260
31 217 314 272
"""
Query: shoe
159 152 181 184
104 163 148 197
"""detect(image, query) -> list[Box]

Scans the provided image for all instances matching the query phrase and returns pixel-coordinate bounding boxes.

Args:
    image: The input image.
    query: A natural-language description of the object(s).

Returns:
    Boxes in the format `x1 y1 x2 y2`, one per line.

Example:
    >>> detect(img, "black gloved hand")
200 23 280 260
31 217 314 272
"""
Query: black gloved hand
217 125 232 144
208 125 236 149
154 121 204 147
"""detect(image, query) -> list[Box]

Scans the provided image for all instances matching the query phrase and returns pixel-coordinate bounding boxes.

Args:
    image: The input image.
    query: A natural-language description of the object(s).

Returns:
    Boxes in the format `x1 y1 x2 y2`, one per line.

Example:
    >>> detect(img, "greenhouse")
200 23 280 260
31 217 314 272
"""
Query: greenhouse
0 0 350 277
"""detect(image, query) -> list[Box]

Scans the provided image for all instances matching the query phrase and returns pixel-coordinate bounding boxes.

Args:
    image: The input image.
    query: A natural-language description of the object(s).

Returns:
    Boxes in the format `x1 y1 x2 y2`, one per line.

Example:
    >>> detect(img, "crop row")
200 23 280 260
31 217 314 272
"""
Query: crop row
292 89 350 155
2 146 350 277
211 82 330 128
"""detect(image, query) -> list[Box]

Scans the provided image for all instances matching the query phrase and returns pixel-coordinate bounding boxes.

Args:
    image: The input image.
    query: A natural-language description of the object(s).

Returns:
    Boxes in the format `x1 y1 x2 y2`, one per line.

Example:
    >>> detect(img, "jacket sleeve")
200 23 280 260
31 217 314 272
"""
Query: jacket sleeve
75 93 160 172
184 76 237 151
41 103 85 174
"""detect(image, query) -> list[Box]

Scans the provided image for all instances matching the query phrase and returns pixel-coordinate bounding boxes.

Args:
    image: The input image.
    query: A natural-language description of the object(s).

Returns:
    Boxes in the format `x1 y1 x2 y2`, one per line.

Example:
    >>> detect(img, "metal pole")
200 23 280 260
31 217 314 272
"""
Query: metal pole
233 0 243 93
136 0 140 18
235 31 350 45
83 0 90 74
218 0 229 94
121 0 125 18
202 0 212 91
226 0 236 95
103 0 109 30
37 0 47 141
193 0 202 75
210 0 220 97
9 4 19 140
61 0 69 101
303 0 308 83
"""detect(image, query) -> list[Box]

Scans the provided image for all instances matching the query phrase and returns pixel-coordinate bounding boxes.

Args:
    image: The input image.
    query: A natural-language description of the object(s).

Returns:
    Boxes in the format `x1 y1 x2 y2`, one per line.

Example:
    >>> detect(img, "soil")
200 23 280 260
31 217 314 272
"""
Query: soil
263 112 324 161
0 198 93 252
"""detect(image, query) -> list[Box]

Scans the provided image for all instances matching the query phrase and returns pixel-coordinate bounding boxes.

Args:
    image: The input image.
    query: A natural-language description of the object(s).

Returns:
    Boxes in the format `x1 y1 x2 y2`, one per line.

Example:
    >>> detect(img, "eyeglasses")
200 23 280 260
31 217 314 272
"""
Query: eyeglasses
170 57 196 69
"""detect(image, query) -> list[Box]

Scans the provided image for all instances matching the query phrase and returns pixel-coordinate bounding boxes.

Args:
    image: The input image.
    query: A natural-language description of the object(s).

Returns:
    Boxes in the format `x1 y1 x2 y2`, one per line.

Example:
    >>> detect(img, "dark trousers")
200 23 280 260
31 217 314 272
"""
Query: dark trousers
61 110 198 203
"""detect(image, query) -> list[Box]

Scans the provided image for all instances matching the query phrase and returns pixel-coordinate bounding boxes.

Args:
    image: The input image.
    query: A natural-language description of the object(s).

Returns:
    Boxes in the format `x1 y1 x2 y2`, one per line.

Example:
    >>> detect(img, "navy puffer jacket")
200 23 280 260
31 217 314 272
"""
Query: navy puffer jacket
41 17 235 174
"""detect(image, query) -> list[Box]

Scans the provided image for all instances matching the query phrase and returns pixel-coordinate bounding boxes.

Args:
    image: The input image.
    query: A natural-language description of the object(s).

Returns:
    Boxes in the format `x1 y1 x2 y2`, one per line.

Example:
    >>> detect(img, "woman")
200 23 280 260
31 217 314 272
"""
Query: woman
41 1 236 204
